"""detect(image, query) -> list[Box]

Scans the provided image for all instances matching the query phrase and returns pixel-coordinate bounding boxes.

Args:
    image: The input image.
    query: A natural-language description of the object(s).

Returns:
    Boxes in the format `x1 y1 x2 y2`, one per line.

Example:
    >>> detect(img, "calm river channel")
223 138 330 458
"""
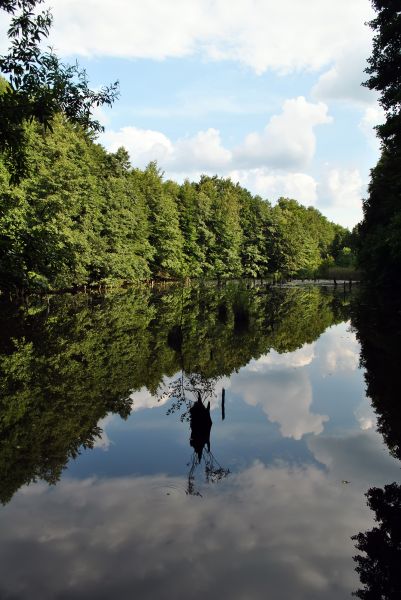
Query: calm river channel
0 282 399 599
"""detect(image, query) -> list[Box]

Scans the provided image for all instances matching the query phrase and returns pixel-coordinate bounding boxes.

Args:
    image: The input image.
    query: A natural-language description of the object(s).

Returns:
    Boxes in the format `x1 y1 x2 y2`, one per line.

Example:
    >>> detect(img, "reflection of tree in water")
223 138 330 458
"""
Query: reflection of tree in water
352 289 401 598
0 283 348 504
157 360 229 496
352 483 401 599
351 290 401 461
159 371 218 422
187 394 229 497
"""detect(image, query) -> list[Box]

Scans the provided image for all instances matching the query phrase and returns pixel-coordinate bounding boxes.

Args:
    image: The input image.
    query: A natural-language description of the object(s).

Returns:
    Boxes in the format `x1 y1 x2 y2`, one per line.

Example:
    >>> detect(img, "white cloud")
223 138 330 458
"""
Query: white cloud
101 126 230 172
248 344 316 371
174 128 232 170
100 97 330 186
234 97 331 169
101 126 173 169
354 399 377 431
92 415 116 451
317 324 360 375
232 348 328 440
359 105 386 150
318 168 365 228
100 101 372 227
309 429 399 487
130 376 230 413
130 386 164 410
47 0 372 75
229 169 318 205
0 464 371 599
312 48 375 106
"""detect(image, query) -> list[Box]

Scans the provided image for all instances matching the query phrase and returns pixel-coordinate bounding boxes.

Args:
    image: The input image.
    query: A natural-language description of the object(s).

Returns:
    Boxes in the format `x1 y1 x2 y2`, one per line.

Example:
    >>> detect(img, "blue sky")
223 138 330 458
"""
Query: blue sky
2 0 384 228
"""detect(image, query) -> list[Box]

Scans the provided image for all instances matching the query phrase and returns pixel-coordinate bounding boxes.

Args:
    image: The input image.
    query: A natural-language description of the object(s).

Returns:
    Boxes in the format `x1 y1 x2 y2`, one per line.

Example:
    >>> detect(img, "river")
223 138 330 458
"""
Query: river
0 282 399 599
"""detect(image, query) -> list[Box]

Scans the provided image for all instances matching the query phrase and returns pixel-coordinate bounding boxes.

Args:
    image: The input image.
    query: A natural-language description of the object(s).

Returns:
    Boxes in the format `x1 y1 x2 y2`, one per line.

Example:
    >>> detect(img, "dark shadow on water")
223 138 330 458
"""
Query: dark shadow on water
190 394 212 461
351 288 401 598
187 393 230 497
156 366 230 496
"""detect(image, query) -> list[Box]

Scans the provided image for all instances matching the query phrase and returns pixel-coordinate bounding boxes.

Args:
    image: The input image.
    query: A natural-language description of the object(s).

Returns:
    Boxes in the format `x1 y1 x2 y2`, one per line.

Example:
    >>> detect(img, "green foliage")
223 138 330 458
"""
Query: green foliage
136 163 184 278
0 109 353 290
358 149 401 285
239 190 272 278
270 199 323 277
364 0 401 149
196 176 243 278
97 148 153 282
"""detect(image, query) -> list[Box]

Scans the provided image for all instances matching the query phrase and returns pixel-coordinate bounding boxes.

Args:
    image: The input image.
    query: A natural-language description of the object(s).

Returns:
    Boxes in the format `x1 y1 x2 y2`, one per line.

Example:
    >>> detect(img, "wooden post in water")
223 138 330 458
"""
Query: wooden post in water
222 387 226 421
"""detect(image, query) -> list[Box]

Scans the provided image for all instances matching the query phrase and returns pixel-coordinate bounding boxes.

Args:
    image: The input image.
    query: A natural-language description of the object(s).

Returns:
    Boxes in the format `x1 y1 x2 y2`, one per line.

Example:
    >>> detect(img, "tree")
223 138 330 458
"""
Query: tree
196 176 243 279
136 162 184 279
269 198 321 278
363 0 401 150
176 180 205 277
97 147 153 283
358 1 401 284
0 0 118 179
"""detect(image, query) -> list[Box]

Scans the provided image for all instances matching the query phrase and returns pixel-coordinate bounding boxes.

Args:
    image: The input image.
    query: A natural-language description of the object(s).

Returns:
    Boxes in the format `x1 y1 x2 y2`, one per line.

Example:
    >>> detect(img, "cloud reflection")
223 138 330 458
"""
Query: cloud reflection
317 324 360 375
232 343 328 440
0 462 372 600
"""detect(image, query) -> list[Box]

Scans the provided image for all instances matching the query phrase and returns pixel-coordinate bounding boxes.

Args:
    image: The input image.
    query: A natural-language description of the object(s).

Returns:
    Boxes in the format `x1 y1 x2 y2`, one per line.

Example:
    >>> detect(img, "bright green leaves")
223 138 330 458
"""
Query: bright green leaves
0 115 353 291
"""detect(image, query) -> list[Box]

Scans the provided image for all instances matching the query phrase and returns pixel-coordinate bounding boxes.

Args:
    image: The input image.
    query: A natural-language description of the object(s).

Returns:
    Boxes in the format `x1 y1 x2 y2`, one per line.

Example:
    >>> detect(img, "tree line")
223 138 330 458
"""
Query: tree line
0 110 356 292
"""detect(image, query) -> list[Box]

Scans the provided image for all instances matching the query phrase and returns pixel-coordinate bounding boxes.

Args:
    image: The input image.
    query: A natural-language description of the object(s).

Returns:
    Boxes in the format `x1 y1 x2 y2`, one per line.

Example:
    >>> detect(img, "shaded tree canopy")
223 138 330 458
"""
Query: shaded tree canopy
363 0 401 149
358 1 401 284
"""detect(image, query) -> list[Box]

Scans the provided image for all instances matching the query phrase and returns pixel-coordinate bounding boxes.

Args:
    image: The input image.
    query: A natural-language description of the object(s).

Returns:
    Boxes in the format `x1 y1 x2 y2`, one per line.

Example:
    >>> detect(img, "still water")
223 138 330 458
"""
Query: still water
0 283 400 599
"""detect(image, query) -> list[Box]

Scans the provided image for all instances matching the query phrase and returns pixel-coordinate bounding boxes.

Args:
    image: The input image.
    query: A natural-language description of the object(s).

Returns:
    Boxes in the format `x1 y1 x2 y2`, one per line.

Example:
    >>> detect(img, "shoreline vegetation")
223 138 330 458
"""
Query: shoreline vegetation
0 275 363 302
0 113 358 296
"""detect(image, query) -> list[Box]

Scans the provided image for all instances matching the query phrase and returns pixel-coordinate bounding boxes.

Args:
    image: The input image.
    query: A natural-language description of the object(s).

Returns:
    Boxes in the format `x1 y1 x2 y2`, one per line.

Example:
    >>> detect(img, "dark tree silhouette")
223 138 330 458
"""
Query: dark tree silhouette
358 1 401 284
353 483 401 599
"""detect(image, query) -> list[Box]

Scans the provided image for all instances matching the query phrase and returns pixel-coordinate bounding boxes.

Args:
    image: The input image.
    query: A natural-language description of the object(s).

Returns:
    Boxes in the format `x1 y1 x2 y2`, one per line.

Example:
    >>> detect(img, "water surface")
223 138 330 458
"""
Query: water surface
0 283 399 599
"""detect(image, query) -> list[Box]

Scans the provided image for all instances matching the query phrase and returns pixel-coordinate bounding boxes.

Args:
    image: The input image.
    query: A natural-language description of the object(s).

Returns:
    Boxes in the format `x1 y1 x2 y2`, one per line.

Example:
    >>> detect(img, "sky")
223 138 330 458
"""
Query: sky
2 0 385 228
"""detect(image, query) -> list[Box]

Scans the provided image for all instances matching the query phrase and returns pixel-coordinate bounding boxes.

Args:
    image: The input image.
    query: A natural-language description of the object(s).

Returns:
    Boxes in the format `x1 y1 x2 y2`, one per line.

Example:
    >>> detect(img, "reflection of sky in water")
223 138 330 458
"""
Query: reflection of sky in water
0 321 399 599
66 321 374 478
